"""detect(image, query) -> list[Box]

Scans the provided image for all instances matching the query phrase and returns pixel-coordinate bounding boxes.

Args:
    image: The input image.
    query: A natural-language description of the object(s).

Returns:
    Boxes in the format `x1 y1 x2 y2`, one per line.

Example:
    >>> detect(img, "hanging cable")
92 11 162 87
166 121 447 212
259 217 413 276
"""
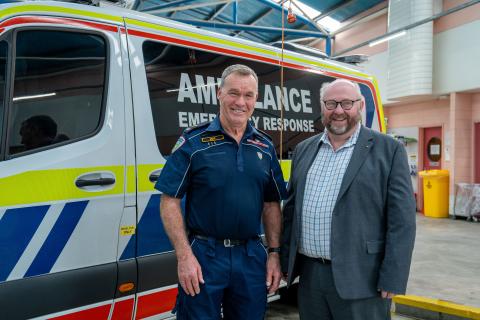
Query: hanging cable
279 0 286 161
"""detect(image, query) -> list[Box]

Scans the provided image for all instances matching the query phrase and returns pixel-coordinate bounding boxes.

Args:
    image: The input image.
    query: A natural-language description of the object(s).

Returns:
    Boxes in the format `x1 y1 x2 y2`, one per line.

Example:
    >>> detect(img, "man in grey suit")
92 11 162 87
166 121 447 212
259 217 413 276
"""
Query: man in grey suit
281 79 416 319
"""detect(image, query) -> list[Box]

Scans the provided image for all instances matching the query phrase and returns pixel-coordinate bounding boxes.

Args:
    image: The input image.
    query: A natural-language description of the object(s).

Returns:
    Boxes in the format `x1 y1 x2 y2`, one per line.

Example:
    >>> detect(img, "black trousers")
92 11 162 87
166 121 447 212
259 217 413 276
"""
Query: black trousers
298 256 391 320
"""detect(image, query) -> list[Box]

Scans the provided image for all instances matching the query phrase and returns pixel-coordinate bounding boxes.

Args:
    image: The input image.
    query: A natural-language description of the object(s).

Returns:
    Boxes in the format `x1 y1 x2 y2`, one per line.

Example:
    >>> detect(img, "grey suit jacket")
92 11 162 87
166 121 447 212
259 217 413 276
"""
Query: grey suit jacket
281 126 416 300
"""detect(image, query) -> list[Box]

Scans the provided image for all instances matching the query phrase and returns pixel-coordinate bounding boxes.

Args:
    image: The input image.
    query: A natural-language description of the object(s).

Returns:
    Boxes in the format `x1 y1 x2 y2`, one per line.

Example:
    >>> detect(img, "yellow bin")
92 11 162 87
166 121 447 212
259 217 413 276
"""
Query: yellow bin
418 170 450 218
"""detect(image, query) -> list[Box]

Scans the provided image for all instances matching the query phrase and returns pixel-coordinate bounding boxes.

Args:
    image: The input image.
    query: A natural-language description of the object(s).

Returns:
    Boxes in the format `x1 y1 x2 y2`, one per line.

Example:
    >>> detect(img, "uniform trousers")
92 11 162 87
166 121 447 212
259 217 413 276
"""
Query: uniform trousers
174 237 267 320
298 256 391 320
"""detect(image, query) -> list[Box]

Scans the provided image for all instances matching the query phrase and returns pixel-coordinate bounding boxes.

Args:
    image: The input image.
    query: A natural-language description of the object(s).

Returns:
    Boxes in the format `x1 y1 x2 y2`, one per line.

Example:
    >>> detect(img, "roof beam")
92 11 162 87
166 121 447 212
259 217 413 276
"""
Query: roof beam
290 0 329 35
313 0 354 21
172 19 328 38
144 0 232 14
232 8 274 37
207 3 229 20
255 0 321 32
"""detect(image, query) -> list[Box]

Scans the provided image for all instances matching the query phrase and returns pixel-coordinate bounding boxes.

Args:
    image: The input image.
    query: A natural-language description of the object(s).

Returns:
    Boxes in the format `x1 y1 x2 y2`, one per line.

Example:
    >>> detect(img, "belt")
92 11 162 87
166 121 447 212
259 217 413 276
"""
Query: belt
192 234 247 247
303 254 331 264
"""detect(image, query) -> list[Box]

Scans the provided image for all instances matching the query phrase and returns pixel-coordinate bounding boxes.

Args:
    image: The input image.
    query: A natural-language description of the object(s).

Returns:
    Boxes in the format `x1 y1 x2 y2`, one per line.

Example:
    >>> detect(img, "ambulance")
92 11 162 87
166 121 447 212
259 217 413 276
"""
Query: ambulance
0 1 385 319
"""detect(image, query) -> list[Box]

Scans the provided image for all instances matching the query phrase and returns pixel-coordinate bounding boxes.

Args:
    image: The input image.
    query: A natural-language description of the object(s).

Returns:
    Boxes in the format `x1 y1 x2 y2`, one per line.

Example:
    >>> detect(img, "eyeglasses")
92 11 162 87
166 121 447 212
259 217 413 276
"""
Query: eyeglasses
323 99 361 110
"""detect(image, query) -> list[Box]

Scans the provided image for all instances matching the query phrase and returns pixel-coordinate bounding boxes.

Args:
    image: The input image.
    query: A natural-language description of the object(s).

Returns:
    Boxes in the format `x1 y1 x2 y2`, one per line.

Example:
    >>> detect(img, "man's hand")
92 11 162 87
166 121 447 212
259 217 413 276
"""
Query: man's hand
177 251 204 296
266 253 281 294
381 291 395 299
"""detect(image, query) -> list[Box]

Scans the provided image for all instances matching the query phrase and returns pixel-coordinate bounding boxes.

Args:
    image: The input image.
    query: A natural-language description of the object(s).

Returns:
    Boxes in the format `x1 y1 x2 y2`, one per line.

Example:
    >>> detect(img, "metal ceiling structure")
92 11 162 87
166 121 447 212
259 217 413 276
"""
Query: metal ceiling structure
128 0 385 56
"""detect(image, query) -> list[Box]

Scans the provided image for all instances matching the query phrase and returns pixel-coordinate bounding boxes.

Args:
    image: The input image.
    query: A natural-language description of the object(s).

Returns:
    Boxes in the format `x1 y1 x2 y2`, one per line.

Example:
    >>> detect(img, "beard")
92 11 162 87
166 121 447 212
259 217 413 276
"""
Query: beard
322 110 361 135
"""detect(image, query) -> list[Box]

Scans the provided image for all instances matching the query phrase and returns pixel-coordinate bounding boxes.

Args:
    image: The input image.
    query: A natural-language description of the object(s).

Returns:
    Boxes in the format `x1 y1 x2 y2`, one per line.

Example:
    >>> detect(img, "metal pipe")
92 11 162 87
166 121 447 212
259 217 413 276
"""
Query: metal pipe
172 18 328 37
330 6 388 37
334 0 480 57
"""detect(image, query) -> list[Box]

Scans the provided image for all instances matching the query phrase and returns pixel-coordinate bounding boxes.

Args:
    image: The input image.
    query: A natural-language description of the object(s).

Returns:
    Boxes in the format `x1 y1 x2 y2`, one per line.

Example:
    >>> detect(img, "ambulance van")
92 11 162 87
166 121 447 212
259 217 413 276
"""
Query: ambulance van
0 1 385 319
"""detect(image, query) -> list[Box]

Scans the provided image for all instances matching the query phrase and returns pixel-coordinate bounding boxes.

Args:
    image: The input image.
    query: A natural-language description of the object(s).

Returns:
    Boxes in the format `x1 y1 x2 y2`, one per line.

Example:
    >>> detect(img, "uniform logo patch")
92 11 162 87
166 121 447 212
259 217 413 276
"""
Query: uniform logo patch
201 135 224 143
257 152 263 160
247 139 268 148
172 136 186 153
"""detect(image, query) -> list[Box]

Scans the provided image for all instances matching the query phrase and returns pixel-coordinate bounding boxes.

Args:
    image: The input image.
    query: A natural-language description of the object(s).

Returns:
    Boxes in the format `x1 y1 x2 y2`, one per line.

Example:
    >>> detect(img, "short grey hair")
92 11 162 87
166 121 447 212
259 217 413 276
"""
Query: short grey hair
320 79 362 102
219 64 258 89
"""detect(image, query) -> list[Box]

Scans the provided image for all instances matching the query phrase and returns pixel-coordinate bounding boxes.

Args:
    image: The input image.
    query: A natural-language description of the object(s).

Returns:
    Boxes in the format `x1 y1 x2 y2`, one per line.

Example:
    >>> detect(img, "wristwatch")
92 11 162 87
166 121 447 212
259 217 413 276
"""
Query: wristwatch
268 247 281 254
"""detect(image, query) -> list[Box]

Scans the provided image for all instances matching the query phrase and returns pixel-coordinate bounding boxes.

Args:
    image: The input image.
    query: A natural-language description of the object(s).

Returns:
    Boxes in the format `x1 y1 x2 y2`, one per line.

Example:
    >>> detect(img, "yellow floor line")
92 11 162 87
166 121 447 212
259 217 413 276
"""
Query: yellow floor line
394 295 480 320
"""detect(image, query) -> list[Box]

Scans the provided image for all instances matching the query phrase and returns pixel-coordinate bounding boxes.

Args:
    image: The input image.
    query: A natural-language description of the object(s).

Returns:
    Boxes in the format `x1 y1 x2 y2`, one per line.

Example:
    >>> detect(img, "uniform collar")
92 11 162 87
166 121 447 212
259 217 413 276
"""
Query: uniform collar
206 116 258 139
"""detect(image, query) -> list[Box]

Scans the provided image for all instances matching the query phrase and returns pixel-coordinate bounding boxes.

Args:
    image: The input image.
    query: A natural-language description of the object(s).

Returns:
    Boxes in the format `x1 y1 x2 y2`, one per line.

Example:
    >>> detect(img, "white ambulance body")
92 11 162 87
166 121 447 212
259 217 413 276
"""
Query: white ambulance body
0 2 385 319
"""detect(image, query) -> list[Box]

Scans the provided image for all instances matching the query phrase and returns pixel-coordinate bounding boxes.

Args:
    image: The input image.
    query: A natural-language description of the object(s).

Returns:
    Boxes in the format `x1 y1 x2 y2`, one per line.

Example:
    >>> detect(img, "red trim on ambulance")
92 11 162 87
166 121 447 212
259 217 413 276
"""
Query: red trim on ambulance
127 28 384 132
49 304 111 320
0 16 118 33
111 298 135 320
135 287 177 319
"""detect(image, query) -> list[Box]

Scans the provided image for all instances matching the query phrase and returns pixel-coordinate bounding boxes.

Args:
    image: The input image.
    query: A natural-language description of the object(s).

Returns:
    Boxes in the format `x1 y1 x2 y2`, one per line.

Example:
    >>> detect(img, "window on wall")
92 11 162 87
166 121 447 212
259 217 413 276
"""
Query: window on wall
7 30 107 156
0 41 7 156
142 40 331 157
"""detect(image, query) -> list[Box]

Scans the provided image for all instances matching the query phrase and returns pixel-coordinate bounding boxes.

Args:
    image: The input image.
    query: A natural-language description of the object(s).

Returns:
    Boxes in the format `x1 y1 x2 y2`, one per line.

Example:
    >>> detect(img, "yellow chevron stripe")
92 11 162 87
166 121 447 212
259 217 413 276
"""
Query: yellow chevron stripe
280 160 292 181
127 165 136 194
0 166 124 207
137 164 165 193
0 4 123 24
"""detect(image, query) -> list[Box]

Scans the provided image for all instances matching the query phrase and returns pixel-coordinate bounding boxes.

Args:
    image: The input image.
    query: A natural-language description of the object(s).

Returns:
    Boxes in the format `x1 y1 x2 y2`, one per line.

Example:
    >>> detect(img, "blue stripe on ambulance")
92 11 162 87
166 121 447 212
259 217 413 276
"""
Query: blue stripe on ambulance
359 83 375 128
0 205 50 281
120 194 173 260
25 201 88 277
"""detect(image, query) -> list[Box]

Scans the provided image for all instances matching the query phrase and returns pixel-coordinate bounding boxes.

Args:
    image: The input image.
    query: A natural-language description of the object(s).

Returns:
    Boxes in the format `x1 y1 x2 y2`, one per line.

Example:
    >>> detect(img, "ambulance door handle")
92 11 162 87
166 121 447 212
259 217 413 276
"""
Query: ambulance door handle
75 172 116 190
149 169 162 183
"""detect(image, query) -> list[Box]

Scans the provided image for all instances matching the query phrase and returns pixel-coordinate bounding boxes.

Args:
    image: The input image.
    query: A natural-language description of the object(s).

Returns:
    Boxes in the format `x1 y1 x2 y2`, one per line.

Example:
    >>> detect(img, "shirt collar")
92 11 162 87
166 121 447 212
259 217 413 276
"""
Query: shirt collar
206 116 257 139
321 123 362 150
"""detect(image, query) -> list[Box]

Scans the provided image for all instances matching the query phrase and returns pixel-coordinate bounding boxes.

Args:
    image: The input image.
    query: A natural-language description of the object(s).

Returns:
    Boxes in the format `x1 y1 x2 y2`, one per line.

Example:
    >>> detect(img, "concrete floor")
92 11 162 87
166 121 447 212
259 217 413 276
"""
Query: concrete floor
408 214 480 308
265 213 480 319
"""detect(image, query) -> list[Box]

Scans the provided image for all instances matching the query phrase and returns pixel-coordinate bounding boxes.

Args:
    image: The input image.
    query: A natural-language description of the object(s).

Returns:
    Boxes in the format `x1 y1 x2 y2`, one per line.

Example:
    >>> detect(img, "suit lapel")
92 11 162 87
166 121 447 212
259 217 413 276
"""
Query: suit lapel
296 136 323 213
335 127 374 204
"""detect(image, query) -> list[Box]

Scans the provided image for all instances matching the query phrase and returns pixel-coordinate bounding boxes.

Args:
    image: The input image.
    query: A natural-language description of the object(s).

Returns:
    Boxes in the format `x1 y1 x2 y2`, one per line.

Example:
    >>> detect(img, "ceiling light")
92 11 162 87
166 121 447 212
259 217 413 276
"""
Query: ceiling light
369 30 406 47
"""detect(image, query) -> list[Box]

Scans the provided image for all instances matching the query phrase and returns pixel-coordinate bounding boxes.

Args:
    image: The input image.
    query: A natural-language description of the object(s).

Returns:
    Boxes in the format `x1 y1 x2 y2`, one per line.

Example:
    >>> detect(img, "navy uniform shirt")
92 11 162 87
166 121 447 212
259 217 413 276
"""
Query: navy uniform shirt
155 117 287 240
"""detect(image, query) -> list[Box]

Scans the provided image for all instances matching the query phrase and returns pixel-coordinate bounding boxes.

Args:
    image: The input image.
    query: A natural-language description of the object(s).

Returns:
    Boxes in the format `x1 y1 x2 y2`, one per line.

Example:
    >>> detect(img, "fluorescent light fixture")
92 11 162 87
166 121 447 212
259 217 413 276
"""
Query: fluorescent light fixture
369 30 406 47
13 92 56 102
317 16 341 32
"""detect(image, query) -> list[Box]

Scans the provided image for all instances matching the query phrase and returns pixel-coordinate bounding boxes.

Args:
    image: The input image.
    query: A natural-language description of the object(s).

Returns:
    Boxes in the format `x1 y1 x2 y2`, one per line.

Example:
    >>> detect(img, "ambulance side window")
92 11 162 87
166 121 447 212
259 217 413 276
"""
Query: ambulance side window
0 41 7 156
7 30 106 156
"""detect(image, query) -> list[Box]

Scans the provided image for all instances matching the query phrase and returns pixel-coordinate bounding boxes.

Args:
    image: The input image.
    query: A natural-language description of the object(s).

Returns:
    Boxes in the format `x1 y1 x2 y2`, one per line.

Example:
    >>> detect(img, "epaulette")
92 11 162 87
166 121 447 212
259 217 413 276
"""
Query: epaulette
255 128 273 142
184 121 211 134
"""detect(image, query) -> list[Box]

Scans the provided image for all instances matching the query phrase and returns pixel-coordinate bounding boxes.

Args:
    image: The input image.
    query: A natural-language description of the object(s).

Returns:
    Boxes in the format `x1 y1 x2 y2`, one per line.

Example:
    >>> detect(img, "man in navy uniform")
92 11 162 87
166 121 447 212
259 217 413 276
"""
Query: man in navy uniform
155 64 287 319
